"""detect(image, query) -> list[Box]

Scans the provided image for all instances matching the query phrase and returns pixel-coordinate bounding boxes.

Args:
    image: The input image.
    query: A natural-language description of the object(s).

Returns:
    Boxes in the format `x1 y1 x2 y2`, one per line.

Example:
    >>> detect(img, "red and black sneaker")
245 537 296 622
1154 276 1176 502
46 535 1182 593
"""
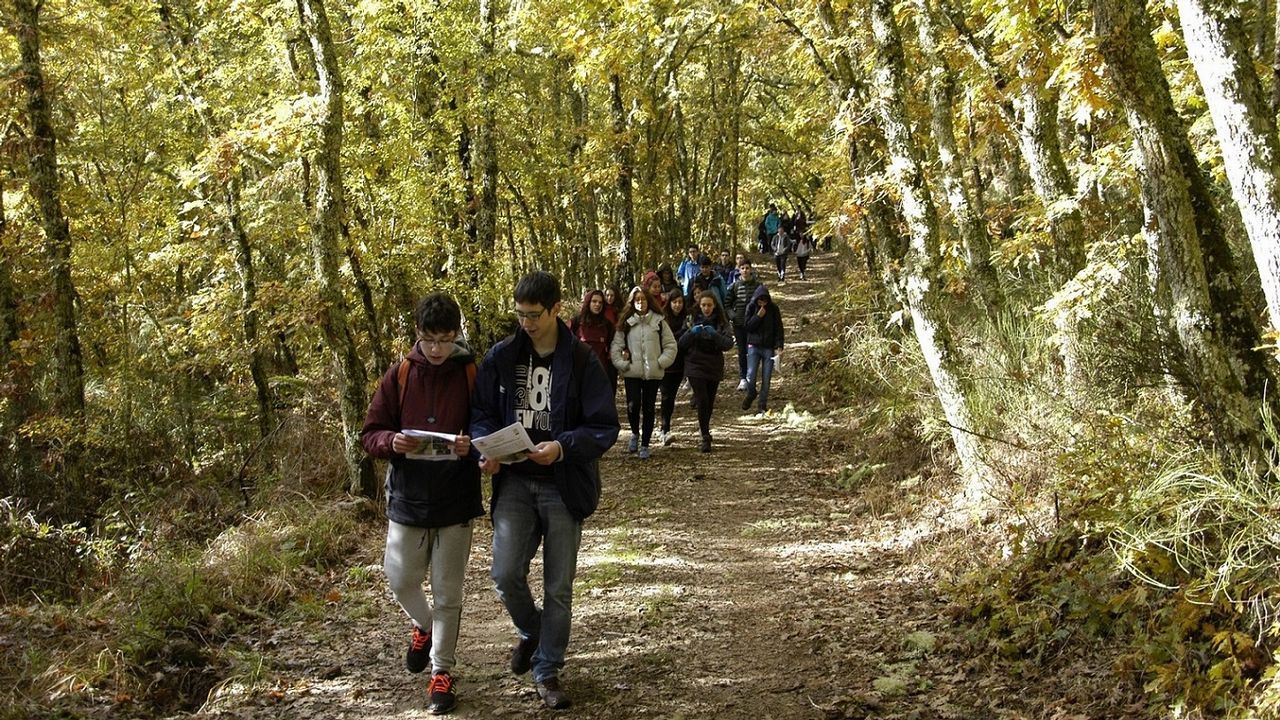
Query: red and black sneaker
427 671 457 715
406 625 431 674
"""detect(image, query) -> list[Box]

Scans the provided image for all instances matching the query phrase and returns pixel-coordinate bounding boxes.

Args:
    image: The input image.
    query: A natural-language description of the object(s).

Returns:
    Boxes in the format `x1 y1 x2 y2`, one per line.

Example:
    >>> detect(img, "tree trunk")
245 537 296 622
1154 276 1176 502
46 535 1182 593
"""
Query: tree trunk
913 0 1003 315
869 0 992 502
1178 0 1280 335
1094 0 1269 456
611 73 636 288
295 0 375 497
1013 73 1086 278
0 186 34 499
158 1 276 444
941 1 1085 277
474 0 498 250
13 0 84 418
1274 4 1280 115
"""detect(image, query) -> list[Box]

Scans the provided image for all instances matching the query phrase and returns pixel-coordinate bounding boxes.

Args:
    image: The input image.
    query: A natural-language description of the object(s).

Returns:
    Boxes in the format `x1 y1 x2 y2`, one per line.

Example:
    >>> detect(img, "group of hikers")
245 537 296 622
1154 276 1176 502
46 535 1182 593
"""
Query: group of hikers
569 243 786 461
757 202 816 282
358 207 811 714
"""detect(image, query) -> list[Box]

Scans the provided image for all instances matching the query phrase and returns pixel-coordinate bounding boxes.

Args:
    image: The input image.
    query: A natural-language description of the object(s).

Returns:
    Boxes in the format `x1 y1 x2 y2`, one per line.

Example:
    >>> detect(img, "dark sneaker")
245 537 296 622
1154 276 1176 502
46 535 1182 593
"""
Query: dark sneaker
406 625 431 674
741 387 757 410
510 635 537 675
700 435 711 453
536 676 572 710
427 671 457 715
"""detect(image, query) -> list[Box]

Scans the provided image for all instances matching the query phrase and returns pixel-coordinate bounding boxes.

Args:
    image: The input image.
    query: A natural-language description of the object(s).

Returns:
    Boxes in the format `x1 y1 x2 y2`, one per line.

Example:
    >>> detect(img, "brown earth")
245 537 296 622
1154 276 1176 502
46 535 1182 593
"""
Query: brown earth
199 250 1140 720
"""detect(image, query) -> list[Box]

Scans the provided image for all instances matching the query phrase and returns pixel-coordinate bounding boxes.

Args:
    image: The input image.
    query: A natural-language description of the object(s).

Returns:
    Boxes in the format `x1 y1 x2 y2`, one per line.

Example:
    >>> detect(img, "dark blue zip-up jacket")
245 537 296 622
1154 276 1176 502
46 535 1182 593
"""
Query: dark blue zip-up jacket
470 320 620 521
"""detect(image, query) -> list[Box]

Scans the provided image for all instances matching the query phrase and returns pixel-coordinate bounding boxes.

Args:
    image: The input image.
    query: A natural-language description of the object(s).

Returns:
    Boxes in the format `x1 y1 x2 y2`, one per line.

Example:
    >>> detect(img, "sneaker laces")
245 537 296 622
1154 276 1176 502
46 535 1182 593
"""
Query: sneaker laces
411 626 431 652
429 672 454 695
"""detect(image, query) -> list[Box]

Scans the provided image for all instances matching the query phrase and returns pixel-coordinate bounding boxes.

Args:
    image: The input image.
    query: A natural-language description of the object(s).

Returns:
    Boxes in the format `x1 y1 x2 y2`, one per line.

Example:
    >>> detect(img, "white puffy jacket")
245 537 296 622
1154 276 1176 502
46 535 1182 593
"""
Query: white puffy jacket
610 312 677 380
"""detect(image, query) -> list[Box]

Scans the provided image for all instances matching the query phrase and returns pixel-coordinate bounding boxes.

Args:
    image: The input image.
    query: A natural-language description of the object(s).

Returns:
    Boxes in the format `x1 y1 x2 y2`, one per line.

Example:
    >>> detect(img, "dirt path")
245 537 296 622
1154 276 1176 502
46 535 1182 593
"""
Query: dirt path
202 251 1128 719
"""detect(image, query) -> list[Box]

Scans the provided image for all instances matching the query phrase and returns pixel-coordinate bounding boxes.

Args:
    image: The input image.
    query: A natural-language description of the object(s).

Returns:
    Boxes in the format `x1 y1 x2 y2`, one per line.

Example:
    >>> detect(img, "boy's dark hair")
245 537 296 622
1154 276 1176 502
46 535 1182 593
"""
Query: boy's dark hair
514 271 561 309
415 292 463 334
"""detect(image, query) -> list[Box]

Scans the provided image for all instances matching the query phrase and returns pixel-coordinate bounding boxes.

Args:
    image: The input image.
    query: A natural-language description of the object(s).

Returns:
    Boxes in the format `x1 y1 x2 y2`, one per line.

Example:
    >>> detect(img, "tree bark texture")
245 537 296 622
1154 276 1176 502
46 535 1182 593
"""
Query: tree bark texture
0 194 34 498
912 0 1003 315
941 1 1085 277
14 0 84 417
295 0 375 498
1094 0 1269 454
611 73 636 288
1178 0 1280 335
869 0 992 501
474 0 498 250
1013 72 1086 278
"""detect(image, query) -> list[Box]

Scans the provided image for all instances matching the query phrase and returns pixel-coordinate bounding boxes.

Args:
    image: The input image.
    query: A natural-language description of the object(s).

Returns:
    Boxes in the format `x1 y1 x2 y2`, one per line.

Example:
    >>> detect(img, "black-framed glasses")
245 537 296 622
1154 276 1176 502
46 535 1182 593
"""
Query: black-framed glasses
513 308 548 321
417 333 457 349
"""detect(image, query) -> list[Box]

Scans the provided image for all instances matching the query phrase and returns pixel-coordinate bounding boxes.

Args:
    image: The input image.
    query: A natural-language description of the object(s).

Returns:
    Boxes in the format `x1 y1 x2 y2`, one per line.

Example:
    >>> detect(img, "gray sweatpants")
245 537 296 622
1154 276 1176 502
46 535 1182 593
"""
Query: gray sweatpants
383 520 474 673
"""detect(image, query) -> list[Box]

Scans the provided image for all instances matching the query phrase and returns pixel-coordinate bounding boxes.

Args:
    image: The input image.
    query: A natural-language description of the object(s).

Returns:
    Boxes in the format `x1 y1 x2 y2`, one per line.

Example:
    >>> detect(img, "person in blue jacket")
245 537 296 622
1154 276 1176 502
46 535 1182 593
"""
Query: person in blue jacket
471 271 620 711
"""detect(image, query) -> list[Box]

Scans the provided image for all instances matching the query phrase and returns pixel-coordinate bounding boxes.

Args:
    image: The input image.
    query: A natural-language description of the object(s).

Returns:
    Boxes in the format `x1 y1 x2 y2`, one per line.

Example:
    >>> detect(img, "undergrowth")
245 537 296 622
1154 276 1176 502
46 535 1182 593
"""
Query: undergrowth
809 245 1280 717
0 472 373 718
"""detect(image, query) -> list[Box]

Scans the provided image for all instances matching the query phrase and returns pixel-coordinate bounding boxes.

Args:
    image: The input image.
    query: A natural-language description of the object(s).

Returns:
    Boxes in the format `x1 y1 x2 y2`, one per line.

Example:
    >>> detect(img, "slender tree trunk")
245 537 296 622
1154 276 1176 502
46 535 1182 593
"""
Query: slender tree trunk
1094 0 1270 456
158 2 275 443
1178 0 1280 335
474 0 498 250
0 185 34 498
13 0 84 418
941 0 1085 277
611 73 636 287
870 0 992 502
226 187 275 442
913 0 1002 315
295 0 375 497
1013 75 1086 278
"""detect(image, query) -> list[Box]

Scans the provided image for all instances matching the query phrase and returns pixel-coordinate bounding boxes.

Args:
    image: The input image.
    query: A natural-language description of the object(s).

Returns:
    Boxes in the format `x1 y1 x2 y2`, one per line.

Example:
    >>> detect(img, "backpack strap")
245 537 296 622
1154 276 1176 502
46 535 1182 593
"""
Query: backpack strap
396 357 411 411
396 357 478 417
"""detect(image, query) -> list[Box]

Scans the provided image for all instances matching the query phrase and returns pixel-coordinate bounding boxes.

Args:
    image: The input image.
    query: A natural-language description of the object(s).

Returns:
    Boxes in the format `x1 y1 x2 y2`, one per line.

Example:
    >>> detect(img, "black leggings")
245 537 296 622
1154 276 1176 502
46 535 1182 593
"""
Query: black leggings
659 372 683 432
796 254 809 274
688 378 719 438
623 377 661 446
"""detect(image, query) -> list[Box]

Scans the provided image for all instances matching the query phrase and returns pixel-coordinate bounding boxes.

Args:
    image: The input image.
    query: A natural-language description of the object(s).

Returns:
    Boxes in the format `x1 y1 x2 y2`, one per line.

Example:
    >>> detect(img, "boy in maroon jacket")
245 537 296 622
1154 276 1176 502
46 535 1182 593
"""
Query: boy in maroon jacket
361 292 481 715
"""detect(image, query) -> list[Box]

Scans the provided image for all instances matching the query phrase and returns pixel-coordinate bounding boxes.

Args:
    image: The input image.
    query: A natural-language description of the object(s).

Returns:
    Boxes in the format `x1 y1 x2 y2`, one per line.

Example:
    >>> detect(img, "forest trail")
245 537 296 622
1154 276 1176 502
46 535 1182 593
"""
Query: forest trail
203 251 1129 720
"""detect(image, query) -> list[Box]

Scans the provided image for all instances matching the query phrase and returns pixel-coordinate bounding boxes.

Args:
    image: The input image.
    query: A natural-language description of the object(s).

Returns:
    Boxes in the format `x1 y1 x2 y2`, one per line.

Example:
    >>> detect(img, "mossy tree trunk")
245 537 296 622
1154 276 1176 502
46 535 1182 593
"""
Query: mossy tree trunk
869 0 992 502
1178 0 1280 336
295 0 375 498
912 0 1003 316
1094 0 1272 456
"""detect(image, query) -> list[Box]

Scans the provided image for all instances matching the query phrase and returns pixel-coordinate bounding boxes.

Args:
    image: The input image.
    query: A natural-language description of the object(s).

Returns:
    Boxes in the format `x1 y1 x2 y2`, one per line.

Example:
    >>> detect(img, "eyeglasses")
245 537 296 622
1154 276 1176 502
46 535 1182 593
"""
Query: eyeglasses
418 335 456 349
513 308 549 321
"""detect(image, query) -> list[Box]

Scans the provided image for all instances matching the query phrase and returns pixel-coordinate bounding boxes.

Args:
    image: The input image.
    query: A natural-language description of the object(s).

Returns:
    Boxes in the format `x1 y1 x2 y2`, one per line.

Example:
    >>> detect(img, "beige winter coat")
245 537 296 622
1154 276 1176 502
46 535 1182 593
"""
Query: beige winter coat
610 311 677 380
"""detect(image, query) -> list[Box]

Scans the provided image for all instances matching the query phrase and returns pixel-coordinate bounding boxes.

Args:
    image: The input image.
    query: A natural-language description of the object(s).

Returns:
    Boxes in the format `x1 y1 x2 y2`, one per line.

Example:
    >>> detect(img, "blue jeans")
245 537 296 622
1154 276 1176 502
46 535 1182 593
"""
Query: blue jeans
746 345 775 410
491 474 582 682
732 323 748 380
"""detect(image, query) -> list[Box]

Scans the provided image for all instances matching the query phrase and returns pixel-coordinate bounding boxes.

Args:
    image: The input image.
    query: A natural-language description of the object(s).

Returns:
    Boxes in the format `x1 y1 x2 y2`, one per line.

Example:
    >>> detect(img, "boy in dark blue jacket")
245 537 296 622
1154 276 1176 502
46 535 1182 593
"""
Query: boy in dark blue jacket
471 271 620 710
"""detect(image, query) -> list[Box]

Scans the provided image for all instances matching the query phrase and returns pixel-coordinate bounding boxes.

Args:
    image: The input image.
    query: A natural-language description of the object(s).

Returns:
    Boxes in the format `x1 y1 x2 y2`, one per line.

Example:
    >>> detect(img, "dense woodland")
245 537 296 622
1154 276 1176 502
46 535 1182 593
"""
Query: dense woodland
3 0 1280 716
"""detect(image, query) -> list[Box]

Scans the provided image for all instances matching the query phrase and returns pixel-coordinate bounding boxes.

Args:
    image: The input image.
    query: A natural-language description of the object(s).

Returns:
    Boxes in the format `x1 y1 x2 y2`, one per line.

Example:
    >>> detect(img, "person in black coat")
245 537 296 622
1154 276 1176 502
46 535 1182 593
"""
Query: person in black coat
679 290 735 452
742 284 784 414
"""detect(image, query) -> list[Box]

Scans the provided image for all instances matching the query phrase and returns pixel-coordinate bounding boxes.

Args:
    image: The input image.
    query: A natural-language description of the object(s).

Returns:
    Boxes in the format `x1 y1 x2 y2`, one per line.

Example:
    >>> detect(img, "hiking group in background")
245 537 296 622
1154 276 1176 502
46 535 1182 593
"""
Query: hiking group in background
361 202 811 713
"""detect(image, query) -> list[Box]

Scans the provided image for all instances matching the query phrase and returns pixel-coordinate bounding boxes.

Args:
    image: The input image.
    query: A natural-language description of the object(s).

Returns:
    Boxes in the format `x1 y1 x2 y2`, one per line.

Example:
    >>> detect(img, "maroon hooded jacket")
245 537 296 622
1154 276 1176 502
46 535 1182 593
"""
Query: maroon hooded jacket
361 341 483 528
